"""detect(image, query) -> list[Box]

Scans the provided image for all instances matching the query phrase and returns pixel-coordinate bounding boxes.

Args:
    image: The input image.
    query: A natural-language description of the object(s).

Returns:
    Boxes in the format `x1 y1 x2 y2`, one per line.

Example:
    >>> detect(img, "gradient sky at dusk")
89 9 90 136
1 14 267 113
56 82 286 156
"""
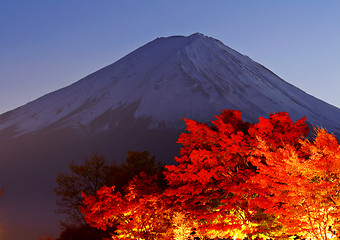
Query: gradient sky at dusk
1 1 340 115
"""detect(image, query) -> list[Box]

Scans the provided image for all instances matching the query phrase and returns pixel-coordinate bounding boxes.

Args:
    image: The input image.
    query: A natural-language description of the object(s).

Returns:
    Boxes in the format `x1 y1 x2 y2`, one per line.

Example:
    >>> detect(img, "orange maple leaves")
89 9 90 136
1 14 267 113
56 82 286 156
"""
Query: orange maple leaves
81 109 340 240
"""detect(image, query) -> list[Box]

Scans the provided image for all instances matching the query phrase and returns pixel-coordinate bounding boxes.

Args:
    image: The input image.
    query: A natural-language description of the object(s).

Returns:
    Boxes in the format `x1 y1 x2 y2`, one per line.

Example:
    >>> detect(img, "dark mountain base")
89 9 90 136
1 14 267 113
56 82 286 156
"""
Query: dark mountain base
0 124 181 240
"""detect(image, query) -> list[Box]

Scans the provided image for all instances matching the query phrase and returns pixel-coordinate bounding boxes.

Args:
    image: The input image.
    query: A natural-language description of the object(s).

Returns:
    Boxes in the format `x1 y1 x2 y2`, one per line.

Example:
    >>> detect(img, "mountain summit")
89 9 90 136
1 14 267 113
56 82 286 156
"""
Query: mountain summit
0 33 339 240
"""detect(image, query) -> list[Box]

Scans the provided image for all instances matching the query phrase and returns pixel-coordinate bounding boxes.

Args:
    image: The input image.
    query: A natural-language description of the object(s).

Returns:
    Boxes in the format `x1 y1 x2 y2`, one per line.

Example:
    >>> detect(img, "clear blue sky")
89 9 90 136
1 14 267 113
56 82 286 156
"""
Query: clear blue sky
1 1 339 115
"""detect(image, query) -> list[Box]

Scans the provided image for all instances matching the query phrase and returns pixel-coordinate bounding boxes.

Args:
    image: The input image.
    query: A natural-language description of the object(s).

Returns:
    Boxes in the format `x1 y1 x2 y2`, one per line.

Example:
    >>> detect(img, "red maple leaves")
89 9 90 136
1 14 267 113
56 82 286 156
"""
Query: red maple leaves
81 109 340 240
81 173 174 239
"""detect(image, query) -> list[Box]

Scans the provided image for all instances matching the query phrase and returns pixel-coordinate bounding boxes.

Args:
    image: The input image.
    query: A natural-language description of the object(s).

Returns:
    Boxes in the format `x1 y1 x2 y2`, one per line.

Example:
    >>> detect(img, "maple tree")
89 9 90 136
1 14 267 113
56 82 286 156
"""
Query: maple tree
248 120 340 240
81 172 200 240
81 170 205 239
259 128 340 240
81 109 340 240
164 110 306 239
55 151 163 239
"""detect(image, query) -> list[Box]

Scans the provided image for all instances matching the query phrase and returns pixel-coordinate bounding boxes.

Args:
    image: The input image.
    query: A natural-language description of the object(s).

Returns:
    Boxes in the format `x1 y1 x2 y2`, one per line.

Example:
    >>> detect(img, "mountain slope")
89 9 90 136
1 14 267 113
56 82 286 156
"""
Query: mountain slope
0 33 339 240
1 33 339 138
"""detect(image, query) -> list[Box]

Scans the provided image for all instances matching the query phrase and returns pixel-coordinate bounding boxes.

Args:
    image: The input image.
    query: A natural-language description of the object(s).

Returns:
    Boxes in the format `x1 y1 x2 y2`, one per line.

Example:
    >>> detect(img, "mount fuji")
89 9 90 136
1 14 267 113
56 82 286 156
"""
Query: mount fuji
0 33 339 240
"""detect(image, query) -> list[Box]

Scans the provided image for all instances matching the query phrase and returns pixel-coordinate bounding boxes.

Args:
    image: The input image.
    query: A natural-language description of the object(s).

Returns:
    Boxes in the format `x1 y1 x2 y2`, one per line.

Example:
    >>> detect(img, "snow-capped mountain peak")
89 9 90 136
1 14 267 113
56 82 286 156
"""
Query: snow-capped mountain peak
0 33 339 137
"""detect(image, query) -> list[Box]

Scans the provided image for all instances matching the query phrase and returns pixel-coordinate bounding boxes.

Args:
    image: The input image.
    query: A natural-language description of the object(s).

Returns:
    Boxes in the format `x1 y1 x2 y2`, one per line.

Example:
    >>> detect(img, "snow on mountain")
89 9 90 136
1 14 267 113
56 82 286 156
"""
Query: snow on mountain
0 33 339 138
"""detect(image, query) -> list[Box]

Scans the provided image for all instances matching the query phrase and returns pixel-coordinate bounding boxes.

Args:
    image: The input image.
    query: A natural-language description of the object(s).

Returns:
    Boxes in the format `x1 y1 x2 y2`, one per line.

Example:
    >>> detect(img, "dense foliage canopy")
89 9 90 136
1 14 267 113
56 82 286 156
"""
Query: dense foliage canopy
81 110 340 240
